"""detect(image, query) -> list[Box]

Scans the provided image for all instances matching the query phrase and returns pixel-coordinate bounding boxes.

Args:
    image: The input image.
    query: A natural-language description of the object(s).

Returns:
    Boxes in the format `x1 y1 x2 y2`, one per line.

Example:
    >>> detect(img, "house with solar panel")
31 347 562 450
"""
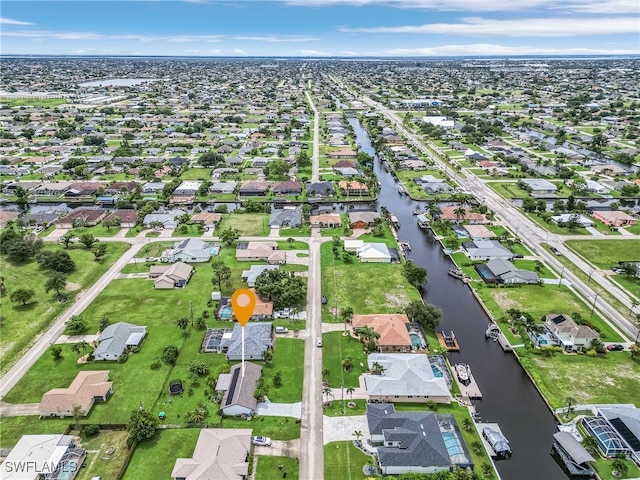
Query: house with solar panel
581 406 640 463
215 362 262 417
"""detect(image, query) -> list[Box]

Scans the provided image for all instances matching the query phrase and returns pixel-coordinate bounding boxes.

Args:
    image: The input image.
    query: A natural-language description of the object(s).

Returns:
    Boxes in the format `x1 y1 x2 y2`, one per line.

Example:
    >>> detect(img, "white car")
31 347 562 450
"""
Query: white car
252 436 272 446
316 338 323 347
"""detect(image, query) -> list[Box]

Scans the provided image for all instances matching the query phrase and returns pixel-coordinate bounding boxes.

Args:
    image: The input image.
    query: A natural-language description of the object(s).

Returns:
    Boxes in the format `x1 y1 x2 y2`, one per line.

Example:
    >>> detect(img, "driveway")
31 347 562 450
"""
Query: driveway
256 398 302 419
0 402 40 417
54 334 99 344
254 439 301 458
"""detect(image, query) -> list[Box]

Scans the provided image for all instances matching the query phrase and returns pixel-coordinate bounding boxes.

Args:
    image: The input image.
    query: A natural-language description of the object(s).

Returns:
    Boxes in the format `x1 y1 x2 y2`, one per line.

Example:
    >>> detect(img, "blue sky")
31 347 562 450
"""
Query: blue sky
1 0 639 56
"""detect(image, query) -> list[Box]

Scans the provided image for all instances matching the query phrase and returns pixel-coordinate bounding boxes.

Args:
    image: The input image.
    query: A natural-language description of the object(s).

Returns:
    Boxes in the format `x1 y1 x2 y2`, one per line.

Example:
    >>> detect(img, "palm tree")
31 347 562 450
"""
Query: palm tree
341 357 353 372
630 342 640 359
564 396 577 419
353 430 363 443
322 384 334 405
322 369 331 382
371 361 385 376
581 435 599 455
176 317 189 330
611 455 628 477
346 386 356 400
453 206 467 223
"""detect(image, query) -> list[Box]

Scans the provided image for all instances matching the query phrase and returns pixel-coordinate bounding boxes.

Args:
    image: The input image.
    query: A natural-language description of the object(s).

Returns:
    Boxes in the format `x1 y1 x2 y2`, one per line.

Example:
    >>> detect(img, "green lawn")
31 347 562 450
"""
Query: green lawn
358 223 399 248
123 429 199 480
277 240 309 250
76 430 130 480
566 239 640 269
0 242 130 375
180 168 212 180
280 226 311 237
0 416 67 448
519 352 640 408
322 332 368 389
262 338 305 402
68 224 122 238
172 224 206 237
324 441 371 480
256 456 300 480
591 456 640 480
134 241 175 258
0 97 66 107
320 243 421 321
217 213 270 236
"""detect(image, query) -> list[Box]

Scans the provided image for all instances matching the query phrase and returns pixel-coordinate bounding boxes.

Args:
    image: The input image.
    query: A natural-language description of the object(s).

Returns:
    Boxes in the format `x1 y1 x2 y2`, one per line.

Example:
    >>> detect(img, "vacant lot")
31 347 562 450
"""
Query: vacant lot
320 243 421 321
322 331 368 389
324 441 370 480
217 213 270 236
0 242 130 375
521 352 640 408
256 456 300 480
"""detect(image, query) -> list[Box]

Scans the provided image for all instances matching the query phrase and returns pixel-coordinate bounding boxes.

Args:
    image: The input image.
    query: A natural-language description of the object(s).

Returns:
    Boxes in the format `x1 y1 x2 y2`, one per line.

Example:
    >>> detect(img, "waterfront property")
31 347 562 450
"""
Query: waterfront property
581 405 640 464
364 353 451 404
39 371 113 417
351 313 413 352
367 403 472 475
543 314 599 352
475 258 539 285
171 428 252 480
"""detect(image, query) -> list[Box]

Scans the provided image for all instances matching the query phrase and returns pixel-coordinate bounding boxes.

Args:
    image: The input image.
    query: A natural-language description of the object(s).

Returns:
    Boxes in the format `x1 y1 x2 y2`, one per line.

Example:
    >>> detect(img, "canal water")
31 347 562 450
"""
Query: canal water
349 118 569 480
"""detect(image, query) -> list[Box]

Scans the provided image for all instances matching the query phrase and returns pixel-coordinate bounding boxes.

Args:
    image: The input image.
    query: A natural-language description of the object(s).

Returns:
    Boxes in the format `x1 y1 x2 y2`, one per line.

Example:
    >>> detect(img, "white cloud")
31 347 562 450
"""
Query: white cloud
0 17 35 25
299 49 333 55
340 16 640 36
384 43 639 55
231 48 246 54
233 35 318 42
1 30 226 43
341 50 358 55
283 0 637 14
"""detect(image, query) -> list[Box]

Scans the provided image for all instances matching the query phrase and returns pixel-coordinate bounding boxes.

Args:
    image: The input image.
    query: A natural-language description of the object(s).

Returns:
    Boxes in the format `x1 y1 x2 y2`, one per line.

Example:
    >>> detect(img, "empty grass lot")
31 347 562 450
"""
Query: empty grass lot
520 352 640 408
217 213 270 236
0 416 67 448
0 242 130 375
322 331 368 389
255 456 300 480
179 168 212 180
324 441 370 480
76 430 129 480
320 243 421 321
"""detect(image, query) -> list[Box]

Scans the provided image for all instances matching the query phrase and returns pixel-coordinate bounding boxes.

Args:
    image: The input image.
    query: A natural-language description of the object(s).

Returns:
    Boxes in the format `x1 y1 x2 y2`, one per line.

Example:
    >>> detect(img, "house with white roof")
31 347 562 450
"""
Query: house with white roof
357 243 392 263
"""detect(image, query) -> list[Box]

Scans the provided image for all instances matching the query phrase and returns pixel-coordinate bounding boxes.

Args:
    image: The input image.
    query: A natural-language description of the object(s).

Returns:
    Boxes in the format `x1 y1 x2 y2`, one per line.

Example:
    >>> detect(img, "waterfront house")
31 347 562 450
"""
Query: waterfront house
544 314 599 352
592 210 637 227
352 314 412 352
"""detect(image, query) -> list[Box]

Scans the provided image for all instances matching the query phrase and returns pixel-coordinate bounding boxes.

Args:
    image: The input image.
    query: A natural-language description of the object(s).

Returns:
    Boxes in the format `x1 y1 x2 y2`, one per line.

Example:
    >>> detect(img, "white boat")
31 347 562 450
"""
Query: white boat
455 364 470 385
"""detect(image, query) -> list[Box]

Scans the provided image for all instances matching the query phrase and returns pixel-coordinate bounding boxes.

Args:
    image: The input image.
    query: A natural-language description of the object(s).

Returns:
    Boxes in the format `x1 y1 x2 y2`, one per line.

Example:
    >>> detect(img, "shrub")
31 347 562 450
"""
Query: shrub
161 345 179 365
150 358 162 370
131 346 141 353
50 346 63 361
84 425 100 437
117 353 128 364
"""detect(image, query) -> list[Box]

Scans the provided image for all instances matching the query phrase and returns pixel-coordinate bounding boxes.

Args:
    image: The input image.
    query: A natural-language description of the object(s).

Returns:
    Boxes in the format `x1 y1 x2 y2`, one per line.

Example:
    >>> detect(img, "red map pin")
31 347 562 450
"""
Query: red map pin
231 289 256 326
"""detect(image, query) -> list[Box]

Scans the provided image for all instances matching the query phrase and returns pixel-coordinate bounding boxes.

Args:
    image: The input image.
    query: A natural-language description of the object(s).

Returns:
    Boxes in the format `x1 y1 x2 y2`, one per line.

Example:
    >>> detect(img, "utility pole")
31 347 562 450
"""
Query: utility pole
590 294 599 318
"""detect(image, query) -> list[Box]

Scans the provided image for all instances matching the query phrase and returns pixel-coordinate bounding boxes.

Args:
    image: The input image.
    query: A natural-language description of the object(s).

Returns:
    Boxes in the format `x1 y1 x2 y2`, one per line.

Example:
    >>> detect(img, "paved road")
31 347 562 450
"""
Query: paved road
305 90 321 182
299 228 324 480
0 242 143 399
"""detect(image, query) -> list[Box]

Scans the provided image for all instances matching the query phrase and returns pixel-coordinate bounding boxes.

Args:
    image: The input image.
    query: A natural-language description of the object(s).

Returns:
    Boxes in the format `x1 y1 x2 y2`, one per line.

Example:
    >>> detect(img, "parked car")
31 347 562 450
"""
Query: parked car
316 338 323 347
606 344 624 351
612 267 625 274
550 246 561 256
512 254 524 259
275 326 289 334
252 436 272 446
321 295 328 305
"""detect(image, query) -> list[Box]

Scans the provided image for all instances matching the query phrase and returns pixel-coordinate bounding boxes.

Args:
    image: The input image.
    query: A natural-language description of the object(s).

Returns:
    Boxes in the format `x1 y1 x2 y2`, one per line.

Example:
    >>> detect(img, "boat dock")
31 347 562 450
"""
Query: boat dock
437 330 460 351
453 363 483 400
485 323 513 352
477 422 511 458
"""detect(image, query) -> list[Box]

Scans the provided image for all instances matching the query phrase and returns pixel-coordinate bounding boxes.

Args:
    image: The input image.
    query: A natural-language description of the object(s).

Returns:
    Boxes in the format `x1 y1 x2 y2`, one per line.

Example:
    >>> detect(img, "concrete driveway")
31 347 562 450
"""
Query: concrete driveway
254 439 301 458
256 399 302 419
0 402 40 416
323 414 370 445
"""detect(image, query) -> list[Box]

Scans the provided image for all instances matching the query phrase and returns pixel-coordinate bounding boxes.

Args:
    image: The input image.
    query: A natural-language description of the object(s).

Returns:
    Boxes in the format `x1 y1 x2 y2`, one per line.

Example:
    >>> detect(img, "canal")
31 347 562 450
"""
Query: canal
349 118 569 480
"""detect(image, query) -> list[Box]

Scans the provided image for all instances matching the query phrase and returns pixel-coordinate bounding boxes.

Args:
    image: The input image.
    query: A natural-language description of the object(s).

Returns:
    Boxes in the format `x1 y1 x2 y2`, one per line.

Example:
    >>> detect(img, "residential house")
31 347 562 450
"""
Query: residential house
143 208 186 229
105 181 139 195
191 212 222 229
592 210 637 227
55 208 108 228
269 205 302 228
338 180 369 196
93 322 147 361
587 406 640 463
328 148 358 159
438 206 490 224
39 371 113 417
348 211 380 229
238 180 269 196
344 239 364 252
357 243 392 263
306 181 335 198
461 225 496 241
364 354 451 404
544 314 599 352
210 181 238 194
1 435 86 480
583 179 610 194
171 429 252 480
219 323 274 360
142 181 165 194
352 314 412 352
475 258 539 285
463 240 513 261
21 211 61 227
161 238 213 263
64 182 102 197
217 363 262 417
33 181 73 197
149 261 194 289
309 214 341 228
273 180 302 195
550 214 594 228
519 178 558 194
367 404 472 475
334 167 360 177
242 264 279 288
102 209 138 228
236 242 284 264
0 211 19 228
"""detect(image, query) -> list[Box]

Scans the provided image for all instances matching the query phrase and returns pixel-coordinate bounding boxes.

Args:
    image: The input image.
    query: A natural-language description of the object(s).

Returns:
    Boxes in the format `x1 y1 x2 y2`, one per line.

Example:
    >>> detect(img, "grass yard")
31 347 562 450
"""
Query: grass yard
172 224 206 237
322 332 368 389
0 97 66 107
69 224 122 237
122 428 199 480
180 168 212 180
134 241 175 258
0 242 130 375
261 338 305 402
358 223 399 248
277 240 309 250
324 441 371 480
218 415 300 439
566 239 640 269
320 243 421 321
280 226 311 237
76 430 129 480
0 416 67 448
255 456 300 480
591 456 640 480
520 352 640 408
217 213 270 236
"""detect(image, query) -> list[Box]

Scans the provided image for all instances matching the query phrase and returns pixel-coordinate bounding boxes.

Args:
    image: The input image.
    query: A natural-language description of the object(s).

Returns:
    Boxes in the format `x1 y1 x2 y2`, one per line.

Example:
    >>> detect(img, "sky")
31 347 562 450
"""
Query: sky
1 0 639 57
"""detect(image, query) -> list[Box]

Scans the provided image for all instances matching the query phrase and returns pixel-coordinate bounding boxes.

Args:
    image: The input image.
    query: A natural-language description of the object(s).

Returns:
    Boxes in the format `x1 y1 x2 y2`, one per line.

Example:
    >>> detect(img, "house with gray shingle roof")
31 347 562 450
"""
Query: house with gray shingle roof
160 238 213 263
94 322 147 361
269 205 302 227
241 264 279 287
217 363 262 417
219 322 273 361
367 403 472 475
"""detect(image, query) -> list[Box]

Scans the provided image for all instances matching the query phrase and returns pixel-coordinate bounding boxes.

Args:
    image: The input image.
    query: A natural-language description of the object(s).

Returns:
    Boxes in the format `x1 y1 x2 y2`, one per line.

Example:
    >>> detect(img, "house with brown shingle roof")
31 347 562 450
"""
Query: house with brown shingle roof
338 181 369 196
328 147 357 159
309 214 342 228
55 208 108 228
235 241 283 263
439 206 490 224
39 371 113 417
171 429 252 480
544 314 599 352
352 314 412 352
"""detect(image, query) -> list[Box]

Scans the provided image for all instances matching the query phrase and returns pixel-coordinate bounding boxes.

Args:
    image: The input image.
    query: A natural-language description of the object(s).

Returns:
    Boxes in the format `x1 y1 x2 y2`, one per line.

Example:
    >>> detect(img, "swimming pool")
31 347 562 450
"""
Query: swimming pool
220 305 232 319
409 333 422 348
443 431 465 456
